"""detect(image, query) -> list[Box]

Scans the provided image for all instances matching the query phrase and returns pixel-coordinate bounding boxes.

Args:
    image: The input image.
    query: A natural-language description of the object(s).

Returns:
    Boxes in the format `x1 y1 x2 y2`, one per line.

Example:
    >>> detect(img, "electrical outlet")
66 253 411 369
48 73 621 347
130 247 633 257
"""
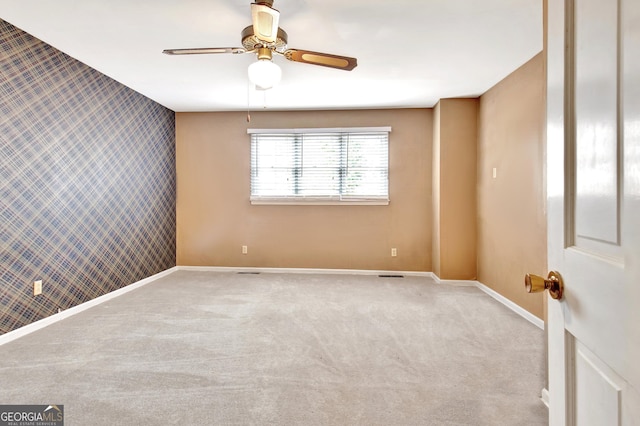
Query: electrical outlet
391 248 397 257
242 245 248 255
33 280 42 296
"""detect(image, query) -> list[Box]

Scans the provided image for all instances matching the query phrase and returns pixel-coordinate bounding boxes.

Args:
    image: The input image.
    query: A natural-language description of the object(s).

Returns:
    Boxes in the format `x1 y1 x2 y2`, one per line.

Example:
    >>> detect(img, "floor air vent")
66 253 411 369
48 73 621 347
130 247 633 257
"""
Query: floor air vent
237 271 261 275
378 274 404 278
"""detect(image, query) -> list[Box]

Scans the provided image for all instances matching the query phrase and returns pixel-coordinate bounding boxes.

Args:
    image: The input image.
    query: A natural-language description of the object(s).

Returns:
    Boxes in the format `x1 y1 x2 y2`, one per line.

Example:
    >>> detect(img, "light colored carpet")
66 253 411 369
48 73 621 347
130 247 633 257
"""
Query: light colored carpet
0 271 546 425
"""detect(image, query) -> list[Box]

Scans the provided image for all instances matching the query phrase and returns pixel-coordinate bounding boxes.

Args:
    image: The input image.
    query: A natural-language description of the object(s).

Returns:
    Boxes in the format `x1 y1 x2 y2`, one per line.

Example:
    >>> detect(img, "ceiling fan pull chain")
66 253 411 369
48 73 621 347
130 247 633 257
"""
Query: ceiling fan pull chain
247 80 251 123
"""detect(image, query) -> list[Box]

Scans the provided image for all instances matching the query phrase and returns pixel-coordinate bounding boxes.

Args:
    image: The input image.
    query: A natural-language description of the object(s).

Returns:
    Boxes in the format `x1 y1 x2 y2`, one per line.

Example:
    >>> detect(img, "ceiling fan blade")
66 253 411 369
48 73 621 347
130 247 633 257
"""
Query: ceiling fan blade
163 47 246 55
251 2 280 43
283 49 358 71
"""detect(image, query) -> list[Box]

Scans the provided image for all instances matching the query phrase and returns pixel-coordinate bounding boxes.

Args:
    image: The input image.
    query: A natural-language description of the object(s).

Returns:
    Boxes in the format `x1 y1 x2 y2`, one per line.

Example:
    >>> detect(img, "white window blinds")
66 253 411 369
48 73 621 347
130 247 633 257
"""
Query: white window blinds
249 127 390 204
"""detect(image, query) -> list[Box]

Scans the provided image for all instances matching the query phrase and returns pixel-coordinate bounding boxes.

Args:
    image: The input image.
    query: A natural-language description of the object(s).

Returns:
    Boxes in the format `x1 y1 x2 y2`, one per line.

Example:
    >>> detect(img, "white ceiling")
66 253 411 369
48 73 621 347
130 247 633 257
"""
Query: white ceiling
0 0 542 112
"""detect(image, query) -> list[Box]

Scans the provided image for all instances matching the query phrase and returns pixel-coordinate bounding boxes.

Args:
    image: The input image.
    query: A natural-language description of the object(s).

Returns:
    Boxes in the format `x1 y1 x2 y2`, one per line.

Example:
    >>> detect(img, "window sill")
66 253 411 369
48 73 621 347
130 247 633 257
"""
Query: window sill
250 197 390 206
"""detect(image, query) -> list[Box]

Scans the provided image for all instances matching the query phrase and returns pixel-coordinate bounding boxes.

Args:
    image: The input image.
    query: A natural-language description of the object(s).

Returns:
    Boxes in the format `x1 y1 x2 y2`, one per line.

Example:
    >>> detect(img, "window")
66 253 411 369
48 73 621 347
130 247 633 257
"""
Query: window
248 127 390 205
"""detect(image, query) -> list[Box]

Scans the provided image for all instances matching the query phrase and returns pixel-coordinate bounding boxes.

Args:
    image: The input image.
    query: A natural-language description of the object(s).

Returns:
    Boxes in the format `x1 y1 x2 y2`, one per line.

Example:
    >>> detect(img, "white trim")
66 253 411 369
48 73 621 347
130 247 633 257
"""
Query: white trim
250 198 389 206
475 281 545 330
430 275 480 287
0 267 179 347
247 126 392 134
541 388 550 408
177 265 433 278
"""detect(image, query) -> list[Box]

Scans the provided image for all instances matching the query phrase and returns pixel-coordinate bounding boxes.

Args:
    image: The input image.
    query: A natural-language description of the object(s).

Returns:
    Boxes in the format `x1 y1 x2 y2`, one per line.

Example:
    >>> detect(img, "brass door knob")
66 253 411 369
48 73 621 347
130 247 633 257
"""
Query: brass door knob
524 271 564 300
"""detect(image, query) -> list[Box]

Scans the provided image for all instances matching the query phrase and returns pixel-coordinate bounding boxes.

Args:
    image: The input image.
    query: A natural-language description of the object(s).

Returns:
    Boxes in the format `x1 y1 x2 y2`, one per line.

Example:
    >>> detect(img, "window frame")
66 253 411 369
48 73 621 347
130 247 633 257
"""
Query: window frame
248 127 391 205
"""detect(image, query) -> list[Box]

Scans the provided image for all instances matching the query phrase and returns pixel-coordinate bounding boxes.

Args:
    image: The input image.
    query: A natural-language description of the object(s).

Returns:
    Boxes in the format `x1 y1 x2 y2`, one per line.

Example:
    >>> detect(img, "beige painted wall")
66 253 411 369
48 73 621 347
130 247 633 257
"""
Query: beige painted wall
176 109 432 271
432 99 479 280
477 52 546 319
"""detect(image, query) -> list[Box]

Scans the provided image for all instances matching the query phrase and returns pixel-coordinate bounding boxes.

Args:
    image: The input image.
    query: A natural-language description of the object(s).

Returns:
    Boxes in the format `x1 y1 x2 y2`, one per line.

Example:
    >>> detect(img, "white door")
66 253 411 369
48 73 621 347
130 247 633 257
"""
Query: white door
546 0 640 424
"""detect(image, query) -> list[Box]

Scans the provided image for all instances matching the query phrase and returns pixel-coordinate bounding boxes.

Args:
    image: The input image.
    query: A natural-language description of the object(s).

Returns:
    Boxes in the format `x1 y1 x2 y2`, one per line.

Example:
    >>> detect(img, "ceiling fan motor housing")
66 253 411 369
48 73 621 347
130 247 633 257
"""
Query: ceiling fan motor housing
241 25 288 52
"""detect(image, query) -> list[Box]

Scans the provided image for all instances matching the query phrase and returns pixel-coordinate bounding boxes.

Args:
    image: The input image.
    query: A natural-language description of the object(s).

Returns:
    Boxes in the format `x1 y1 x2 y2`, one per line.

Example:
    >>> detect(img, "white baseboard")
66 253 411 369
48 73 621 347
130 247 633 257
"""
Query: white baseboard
0 267 179 347
541 388 550 408
430 275 479 287
475 281 544 330
177 265 435 278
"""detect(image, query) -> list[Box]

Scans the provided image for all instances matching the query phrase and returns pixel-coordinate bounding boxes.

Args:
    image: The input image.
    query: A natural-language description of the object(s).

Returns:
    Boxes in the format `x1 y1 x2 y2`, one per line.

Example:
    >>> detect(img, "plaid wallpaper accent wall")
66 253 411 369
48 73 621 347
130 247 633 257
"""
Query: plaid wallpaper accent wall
0 19 176 334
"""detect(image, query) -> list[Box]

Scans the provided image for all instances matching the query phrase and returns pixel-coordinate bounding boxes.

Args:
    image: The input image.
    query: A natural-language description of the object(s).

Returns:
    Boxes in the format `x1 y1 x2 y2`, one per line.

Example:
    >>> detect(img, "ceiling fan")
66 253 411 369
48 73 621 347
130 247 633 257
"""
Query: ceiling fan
162 0 358 89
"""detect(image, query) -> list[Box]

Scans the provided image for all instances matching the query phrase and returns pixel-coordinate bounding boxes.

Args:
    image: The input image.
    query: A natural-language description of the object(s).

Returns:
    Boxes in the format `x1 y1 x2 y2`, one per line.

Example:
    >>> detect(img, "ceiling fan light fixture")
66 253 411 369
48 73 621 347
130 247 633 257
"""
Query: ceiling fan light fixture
248 58 282 90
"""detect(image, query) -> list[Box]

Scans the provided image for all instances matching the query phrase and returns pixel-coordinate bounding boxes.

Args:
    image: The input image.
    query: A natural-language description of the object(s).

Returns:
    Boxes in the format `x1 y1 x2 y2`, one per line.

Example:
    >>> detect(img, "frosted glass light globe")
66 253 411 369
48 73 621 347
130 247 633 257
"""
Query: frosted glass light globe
248 59 282 90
